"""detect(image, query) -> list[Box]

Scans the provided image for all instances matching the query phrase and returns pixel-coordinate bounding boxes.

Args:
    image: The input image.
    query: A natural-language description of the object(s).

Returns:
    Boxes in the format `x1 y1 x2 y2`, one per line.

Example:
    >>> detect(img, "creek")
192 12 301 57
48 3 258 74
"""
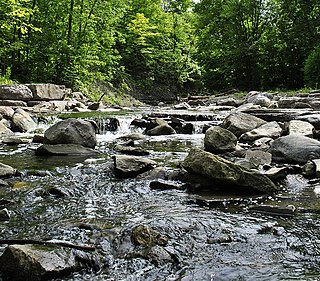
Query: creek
0 106 320 280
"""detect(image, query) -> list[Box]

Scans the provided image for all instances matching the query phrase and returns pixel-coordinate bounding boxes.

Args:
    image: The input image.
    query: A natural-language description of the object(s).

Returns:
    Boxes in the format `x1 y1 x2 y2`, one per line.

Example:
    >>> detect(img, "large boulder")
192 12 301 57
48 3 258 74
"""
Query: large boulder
12 108 37 132
221 112 266 137
0 244 83 281
0 162 16 177
0 85 33 100
26 84 66 101
204 126 237 153
287 120 314 137
0 121 13 136
270 134 320 164
114 155 157 178
44 118 97 148
182 148 277 194
239 121 282 142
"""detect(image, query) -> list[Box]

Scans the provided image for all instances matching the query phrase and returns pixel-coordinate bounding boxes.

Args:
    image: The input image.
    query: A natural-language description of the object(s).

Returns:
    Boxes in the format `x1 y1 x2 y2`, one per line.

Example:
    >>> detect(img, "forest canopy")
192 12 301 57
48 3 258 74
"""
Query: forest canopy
0 0 320 98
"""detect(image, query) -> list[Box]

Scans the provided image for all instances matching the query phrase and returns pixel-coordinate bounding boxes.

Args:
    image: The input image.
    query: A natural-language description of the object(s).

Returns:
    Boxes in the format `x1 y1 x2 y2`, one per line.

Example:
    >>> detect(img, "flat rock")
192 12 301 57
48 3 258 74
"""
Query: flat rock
287 120 314 137
35 144 99 156
113 155 157 178
26 83 66 100
114 144 149 156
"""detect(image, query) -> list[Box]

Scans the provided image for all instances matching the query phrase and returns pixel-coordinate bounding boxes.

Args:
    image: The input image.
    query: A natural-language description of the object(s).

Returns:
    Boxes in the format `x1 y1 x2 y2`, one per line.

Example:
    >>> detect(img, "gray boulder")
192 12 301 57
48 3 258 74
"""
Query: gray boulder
26 83 66 100
35 144 99 156
0 85 33 100
0 106 14 119
204 126 237 153
0 121 13 136
0 245 83 281
114 155 157 178
296 114 320 130
245 150 272 168
12 108 37 132
182 148 277 194
240 121 282 142
221 112 266 137
44 118 97 148
0 162 16 177
269 134 320 164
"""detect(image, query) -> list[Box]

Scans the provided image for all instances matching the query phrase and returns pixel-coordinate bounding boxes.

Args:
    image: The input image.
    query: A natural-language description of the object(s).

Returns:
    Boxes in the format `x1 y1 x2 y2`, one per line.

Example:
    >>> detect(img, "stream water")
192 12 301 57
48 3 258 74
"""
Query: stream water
0 107 320 280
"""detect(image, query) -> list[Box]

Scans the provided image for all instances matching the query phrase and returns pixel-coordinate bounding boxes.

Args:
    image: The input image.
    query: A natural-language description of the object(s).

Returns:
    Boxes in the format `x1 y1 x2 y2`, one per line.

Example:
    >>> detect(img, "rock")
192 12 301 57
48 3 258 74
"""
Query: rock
113 155 157 178
296 114 320 130
216 97 243 107
26 83 66 100
302 161 316 176
182 148 277 194
245 150 272 168
0 85 33 100
44 118 97 148
270 134 320 164
221 112 266 137
312 159 320 177
0 100 28 107
131 118 149 128
118 132 145 141
0 106 14 119
2 136 30 145
248 205 296 217
12 108 37 132
131 225 168 247
0 163 16 177
146 124 176 136
0 244 83 281
0 208 10 221
35 144 99 156
263 167 288 181
246 91 272 107
87 102 103 110
147 245 173 266
174 102 191 110
253 137 273 150
204 126 237 154
32 134 44 143
149 179 185 191
0 122 13 136
287 120 314 137
114 144 149 156
240 121 282 142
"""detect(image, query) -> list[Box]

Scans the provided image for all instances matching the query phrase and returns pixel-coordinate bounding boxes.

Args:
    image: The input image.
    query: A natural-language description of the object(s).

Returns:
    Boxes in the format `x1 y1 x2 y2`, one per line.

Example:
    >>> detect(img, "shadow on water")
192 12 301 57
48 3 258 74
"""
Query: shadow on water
0 110 320 280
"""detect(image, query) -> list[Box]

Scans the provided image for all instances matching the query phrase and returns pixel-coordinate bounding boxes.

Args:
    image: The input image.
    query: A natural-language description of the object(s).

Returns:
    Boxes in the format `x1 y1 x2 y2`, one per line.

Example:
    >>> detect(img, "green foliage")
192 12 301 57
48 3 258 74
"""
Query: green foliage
304 45 320 88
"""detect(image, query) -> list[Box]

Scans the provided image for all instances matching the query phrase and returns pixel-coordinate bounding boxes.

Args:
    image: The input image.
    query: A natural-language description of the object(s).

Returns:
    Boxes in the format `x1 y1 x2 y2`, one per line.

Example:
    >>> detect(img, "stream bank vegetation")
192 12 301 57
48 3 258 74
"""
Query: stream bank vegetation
1 0 320 103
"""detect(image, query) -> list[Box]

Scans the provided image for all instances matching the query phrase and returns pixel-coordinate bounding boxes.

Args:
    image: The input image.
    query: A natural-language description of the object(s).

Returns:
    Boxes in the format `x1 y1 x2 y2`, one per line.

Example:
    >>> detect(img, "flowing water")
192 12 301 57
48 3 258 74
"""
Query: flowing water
0 107 320 280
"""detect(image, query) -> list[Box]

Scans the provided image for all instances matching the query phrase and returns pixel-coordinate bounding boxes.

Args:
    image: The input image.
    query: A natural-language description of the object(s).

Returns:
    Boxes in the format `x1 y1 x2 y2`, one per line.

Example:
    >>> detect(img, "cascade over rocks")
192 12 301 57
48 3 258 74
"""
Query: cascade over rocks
182 148 277 194
44 118 97 148
269 134 320 164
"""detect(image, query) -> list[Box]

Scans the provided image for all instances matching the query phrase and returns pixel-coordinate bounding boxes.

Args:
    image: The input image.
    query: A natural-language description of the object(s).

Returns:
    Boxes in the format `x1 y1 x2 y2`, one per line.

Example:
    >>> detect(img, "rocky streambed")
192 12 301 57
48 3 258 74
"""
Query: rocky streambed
1 88 320 280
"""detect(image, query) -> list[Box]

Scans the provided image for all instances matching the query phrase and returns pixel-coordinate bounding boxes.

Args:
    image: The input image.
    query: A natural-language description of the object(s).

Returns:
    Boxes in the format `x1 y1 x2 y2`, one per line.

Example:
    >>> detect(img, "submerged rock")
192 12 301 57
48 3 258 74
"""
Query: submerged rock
113 155 157 178
182 148 277 194
44 118 97 148
35 144 99 156
0 244 83 281
269 134 320 164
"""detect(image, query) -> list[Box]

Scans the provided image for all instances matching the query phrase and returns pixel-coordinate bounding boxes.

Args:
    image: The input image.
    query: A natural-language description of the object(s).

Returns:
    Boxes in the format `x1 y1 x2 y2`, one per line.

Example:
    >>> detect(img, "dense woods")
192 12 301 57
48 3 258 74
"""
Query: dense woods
1 0 320 99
